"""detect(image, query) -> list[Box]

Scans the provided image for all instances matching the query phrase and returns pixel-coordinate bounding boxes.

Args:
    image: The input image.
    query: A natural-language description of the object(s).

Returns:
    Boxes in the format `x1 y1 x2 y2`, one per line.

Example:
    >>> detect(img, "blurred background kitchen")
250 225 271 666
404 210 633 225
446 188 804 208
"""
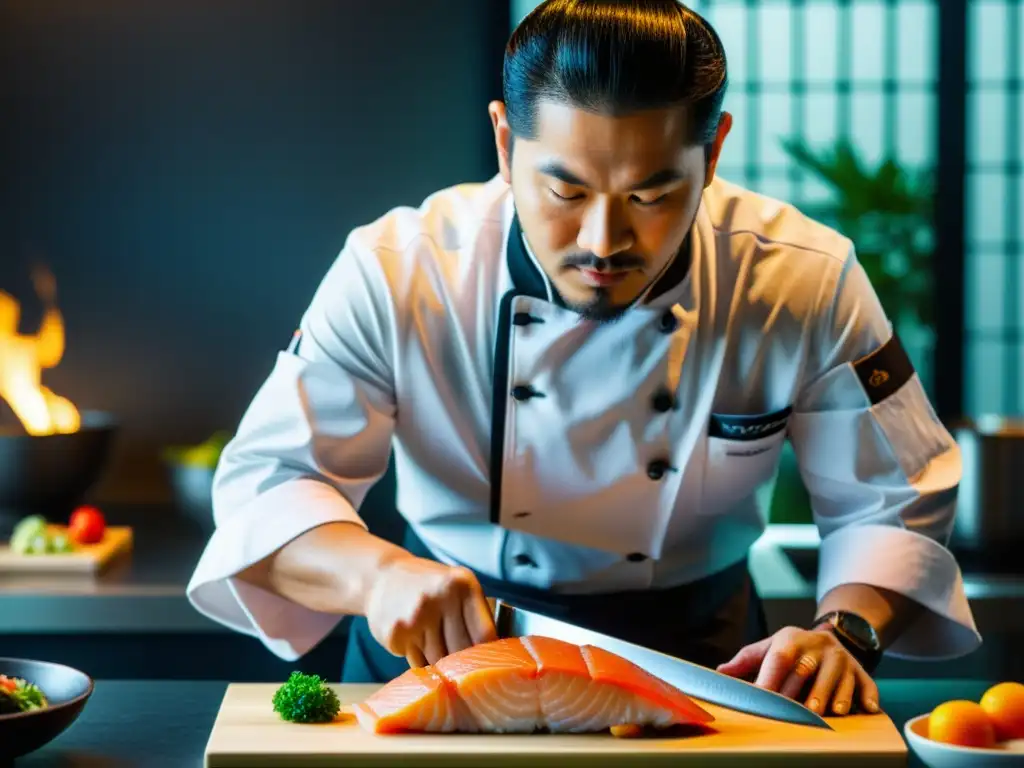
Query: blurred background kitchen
0 0 1021 683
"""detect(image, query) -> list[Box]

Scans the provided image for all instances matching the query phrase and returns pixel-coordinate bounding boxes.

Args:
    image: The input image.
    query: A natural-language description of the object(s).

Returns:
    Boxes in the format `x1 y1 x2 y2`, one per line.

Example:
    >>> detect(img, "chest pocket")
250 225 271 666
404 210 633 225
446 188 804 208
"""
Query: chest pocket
703 406 792 509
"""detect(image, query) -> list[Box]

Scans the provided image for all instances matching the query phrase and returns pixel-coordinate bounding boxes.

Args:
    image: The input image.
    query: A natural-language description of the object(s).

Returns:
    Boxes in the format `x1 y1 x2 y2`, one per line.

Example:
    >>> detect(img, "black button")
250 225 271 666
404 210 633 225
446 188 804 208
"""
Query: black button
511 384 542 401
626 552 647 562
513 553 537 567
658 311 678 333
651 389 675 413
646 459 673 480
513 312 543 326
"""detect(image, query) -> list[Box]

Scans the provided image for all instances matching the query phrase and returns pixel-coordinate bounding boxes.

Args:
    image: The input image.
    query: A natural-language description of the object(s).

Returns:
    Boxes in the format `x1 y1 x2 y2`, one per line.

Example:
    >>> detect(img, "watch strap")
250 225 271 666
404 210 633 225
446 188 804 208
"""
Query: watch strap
812 611 883 674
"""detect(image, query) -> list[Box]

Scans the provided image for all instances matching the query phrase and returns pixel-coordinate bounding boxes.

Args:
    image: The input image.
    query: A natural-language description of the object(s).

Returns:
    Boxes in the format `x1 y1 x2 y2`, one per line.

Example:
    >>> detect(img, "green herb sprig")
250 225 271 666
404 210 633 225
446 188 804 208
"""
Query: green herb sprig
271 671 340 724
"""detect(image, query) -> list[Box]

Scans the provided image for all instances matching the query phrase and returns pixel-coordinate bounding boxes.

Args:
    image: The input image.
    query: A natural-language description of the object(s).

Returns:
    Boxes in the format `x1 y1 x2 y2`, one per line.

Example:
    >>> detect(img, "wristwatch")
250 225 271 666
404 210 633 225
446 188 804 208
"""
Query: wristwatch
811 610 883 674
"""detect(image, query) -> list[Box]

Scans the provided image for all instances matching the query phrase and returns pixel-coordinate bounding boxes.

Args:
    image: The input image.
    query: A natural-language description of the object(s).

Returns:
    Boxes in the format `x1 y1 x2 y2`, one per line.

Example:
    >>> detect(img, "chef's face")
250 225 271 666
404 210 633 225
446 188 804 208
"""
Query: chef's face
490 99 730 321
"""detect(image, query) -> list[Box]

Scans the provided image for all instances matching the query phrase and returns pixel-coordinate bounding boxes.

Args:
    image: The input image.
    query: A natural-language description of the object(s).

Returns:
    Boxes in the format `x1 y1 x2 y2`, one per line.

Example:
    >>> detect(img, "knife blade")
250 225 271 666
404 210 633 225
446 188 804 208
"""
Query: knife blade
492 598 832 730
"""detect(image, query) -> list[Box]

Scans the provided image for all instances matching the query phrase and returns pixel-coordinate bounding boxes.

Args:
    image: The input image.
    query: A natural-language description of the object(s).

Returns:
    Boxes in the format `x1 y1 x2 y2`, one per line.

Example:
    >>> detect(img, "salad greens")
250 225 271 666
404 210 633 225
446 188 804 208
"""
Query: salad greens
9 515 74 555
0 675 49 715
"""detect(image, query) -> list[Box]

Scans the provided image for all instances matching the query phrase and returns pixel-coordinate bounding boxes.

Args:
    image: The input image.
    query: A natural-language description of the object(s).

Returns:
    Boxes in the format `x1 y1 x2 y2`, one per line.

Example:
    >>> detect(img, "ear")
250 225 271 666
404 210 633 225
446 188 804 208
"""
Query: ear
703 111 732 188
488 100 513 183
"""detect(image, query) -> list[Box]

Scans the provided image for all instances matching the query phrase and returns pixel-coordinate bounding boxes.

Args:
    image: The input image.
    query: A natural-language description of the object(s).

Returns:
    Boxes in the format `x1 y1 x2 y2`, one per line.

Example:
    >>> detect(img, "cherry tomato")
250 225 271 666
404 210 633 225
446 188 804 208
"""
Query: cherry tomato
69 505 106 544
0 676 16 693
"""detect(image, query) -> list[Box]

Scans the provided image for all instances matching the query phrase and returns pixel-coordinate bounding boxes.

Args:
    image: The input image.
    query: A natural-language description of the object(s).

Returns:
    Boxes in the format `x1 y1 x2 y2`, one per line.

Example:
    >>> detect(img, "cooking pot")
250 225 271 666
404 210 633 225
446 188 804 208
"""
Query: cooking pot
0 411 118 539
951 416 1024 569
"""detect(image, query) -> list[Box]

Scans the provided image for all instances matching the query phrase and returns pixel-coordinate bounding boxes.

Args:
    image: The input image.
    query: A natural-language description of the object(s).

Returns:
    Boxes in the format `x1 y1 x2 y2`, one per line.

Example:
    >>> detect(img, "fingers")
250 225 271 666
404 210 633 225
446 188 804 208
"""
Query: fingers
456 569 498 646
405 646 427 668
442 611 474 657
856 665 881 713
831 668 857 715
716 637 772 679
779 652 819 701
421 623 447 665
804 648 844 715
731 624 882 717
754 639 799 691
464 596 498 646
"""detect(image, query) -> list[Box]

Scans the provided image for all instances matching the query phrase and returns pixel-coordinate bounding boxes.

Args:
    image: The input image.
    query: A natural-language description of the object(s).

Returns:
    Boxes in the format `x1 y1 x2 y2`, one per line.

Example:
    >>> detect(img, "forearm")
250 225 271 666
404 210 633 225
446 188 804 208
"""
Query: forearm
815 582 924 650
236 521 413 616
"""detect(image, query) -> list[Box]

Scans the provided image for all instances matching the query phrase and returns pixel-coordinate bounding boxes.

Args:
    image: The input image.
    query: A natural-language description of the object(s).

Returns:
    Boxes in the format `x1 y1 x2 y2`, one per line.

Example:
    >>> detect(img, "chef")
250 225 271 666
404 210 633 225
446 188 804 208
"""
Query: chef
187 0 980 718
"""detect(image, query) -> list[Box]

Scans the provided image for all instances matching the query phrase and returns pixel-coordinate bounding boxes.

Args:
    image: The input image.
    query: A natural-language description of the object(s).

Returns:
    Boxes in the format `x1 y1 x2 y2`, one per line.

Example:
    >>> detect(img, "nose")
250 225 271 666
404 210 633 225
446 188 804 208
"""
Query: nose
577 197 634 260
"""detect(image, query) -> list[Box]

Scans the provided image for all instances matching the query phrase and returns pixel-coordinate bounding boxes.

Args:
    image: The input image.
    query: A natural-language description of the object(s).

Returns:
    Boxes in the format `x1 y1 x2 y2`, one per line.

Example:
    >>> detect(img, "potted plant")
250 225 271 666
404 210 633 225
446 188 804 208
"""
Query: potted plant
766 138 937 525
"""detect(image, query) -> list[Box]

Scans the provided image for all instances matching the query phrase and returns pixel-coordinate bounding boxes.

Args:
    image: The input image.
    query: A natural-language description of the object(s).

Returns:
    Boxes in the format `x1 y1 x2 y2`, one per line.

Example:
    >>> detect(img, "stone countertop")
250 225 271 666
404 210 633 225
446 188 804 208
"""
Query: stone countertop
11 678 1006 768
2 506 1023 635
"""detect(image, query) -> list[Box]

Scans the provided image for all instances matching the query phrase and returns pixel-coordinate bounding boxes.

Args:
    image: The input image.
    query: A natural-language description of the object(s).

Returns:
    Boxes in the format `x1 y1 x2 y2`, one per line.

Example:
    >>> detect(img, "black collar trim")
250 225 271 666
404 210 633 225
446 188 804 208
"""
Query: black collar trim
505 214 553 302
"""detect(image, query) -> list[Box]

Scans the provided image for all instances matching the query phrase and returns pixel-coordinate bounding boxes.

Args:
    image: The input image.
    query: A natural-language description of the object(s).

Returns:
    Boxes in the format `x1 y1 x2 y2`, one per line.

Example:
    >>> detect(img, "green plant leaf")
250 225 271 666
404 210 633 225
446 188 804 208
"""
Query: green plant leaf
776 136 936 333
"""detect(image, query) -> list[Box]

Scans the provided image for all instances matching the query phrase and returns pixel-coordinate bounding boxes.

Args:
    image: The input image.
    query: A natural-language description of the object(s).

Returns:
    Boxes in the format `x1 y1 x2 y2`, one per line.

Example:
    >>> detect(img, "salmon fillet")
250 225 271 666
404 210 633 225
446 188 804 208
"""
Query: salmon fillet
353 635 715 735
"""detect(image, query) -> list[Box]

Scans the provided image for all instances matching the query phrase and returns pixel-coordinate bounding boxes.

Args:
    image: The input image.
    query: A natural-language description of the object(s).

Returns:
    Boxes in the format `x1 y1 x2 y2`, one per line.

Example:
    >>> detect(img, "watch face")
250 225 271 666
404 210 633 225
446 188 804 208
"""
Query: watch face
838 612 880 650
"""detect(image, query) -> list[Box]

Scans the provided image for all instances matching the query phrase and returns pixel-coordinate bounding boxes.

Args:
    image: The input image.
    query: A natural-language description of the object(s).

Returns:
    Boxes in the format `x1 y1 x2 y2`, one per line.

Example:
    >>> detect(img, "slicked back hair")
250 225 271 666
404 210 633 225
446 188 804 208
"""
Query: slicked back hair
503 0 729 149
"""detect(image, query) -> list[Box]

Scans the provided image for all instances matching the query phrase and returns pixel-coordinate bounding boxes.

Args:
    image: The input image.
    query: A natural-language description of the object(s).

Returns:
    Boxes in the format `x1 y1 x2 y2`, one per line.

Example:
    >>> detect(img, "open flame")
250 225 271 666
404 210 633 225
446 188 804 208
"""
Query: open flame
0 266 80 436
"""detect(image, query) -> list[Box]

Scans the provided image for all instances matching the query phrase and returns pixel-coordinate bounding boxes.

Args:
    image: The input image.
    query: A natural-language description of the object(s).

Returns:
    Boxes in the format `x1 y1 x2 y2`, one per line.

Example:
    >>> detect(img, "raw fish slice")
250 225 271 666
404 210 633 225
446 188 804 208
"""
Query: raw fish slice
353 636 714 736
581 643 715 725
353 667 478 734
434 637 540 733
522 635 609 733
522 635 713 733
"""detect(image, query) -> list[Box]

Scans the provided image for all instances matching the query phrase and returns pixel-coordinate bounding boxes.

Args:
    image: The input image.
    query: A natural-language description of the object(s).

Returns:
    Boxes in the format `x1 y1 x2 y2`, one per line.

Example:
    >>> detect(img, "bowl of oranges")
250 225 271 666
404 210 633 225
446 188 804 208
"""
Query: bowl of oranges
905 682 1024 766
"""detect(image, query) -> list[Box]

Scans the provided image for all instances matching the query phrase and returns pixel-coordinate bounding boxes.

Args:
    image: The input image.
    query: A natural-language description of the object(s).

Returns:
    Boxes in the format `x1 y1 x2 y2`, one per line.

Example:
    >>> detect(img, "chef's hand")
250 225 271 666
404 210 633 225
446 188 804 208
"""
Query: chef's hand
715 626 880 716
364 554 498 667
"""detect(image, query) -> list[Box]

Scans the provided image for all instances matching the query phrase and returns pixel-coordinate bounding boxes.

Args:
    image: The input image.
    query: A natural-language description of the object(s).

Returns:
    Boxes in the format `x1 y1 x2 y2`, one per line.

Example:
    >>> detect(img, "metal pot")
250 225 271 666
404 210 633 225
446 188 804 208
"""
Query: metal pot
951 416 1024 567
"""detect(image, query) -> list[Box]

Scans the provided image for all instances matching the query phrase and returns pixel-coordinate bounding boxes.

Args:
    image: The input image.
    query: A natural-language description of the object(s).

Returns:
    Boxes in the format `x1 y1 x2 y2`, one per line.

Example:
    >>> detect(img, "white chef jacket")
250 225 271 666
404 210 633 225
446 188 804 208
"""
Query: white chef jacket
186 173 981 664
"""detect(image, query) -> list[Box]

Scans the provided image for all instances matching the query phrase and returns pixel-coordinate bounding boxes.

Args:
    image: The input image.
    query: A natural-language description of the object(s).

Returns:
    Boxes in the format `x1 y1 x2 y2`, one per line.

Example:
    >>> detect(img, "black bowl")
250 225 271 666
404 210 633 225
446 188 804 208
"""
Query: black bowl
0 410 117 538
0 658 94 761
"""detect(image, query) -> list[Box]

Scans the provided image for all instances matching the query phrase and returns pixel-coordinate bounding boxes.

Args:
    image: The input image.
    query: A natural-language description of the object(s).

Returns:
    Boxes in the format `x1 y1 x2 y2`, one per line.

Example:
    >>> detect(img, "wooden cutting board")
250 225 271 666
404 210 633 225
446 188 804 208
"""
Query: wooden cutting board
0 525 132 574
203 683 908 766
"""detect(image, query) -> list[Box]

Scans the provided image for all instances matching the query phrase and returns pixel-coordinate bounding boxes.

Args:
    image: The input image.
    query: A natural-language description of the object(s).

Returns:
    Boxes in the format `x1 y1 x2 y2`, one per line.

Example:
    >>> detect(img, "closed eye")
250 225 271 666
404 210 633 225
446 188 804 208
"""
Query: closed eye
630 193 669 207
549 188 584 202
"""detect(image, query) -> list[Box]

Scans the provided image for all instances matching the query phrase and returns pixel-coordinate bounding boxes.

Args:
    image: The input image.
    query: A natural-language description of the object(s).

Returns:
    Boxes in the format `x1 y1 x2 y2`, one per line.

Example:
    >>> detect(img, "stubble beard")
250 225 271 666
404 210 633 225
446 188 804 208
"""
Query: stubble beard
568 287 634 324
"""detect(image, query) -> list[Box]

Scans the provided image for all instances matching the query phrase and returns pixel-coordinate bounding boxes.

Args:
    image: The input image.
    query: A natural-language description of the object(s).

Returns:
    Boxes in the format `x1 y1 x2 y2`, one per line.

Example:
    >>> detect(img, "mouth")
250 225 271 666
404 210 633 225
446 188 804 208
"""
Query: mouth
575 267 631 287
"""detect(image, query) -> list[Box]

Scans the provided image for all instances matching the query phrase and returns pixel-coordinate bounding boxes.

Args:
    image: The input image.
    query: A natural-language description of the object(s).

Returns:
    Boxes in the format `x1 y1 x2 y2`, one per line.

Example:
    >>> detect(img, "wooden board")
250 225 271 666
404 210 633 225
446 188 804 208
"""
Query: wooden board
0 525 133 574
203 683 909 767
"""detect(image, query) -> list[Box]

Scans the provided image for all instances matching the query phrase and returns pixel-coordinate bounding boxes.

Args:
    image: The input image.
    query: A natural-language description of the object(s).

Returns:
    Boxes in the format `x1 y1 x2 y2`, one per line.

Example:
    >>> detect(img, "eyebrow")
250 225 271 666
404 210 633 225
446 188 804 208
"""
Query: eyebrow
537 161 588 187
536 161 684 192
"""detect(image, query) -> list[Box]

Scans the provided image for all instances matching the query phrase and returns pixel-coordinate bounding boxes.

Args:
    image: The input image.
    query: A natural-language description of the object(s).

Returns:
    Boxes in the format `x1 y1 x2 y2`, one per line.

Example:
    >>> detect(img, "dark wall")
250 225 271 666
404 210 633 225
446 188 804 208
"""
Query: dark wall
0 1 506 515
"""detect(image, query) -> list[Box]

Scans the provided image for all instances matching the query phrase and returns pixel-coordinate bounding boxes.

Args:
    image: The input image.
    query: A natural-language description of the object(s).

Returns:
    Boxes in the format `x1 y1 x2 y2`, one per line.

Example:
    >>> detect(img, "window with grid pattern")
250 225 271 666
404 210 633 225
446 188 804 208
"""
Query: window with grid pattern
692 0 939 396
965 0 1023 417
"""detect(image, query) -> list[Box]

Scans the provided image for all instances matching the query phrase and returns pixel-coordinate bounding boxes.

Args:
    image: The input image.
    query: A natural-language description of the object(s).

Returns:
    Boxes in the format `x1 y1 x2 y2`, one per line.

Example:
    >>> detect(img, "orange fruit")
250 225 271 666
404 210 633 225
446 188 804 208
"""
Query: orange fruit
980 682 1024 741
928 700 996 748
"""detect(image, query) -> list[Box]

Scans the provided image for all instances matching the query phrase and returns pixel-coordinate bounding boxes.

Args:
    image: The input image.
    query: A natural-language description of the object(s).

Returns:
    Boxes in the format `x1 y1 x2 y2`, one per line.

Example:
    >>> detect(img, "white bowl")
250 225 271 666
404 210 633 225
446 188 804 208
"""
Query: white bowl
905 713 1024 767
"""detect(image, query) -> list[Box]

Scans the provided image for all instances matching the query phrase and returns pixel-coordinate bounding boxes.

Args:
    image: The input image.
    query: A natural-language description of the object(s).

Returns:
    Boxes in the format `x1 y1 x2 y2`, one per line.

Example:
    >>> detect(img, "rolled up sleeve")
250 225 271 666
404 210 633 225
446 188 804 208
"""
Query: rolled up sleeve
787 247 981 661
186 240 397 661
